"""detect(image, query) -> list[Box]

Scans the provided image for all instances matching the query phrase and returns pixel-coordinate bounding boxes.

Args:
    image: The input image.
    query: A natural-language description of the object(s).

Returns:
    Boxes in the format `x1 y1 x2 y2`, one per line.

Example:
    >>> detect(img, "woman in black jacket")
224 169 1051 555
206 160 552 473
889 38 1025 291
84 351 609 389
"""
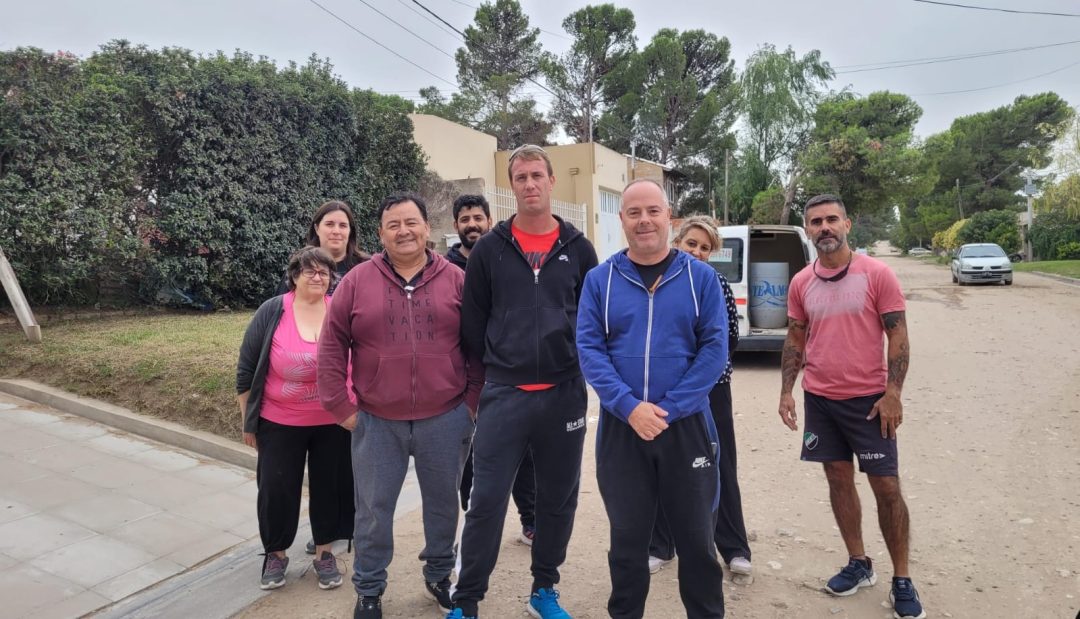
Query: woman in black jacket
276 200 369 296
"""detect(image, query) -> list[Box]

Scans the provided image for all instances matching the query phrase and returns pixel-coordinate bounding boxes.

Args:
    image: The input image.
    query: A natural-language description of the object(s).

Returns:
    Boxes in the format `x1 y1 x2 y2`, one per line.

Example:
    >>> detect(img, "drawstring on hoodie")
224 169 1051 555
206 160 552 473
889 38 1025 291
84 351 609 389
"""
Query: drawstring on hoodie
687 264 699 318
603 263 614 337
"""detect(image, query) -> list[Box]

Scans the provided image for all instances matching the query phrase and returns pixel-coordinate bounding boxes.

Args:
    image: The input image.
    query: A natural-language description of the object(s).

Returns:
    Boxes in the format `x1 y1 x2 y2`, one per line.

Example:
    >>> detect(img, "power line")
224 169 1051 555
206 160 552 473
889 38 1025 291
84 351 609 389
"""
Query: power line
393 0 463 42
353 0 454 59
307 0 456 87
835 38 1080 73
910 57 1080 95
911 0 1080 18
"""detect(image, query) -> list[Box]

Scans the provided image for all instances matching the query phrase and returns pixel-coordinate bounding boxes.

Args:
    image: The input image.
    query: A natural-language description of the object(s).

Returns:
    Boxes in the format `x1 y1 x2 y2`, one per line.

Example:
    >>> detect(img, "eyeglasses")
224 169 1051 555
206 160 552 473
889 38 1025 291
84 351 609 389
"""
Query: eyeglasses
812 254 853 283
301 268 331 280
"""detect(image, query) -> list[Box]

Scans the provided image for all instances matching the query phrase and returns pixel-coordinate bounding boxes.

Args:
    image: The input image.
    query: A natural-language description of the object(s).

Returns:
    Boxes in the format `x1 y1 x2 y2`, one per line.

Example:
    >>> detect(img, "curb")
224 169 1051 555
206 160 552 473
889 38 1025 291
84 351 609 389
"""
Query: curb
1023 270 1080 287
0 378 256 471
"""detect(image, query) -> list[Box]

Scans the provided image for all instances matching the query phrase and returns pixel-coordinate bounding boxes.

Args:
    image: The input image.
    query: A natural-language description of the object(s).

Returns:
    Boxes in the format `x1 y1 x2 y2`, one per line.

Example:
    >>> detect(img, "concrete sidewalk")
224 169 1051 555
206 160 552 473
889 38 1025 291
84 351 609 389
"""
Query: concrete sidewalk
0 391 258 618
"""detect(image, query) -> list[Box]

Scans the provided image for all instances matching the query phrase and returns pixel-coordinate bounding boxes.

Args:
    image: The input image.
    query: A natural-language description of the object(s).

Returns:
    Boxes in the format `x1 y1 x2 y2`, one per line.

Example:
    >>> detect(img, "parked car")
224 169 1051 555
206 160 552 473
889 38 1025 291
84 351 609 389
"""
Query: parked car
950 243 1013 286
711 225 817 351
908 247 932 257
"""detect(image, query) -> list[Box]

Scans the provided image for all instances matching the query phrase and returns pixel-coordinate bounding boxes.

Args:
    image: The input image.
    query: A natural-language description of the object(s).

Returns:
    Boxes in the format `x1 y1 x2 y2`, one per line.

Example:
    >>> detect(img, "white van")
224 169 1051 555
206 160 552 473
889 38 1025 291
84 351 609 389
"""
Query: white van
708 225 817 351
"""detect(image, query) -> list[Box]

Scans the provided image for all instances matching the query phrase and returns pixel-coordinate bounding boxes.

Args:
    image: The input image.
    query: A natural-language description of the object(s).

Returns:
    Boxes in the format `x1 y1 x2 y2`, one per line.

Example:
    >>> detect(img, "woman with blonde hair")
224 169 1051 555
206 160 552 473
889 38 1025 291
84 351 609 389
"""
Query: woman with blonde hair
649 215 753 577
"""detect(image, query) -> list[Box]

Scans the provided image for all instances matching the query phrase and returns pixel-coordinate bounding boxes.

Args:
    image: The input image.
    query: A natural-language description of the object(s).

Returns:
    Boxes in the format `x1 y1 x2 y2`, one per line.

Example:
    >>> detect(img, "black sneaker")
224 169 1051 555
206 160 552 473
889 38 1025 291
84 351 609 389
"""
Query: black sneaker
354 595 382 619
425 577 453 612
305 539 316 555
825 556 876 596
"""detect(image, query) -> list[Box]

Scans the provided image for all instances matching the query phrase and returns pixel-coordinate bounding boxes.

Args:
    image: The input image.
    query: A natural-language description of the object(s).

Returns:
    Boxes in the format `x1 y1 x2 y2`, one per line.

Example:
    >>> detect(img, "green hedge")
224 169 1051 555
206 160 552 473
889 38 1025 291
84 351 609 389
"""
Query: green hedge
0 43 425 308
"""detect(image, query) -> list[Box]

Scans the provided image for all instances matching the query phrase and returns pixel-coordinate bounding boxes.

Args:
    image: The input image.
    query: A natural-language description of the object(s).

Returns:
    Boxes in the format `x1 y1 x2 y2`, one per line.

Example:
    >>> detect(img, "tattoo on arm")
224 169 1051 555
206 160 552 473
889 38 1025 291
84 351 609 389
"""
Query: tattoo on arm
882 311 909 391
781 319 807 393
881 311 905 332
888 341 910 390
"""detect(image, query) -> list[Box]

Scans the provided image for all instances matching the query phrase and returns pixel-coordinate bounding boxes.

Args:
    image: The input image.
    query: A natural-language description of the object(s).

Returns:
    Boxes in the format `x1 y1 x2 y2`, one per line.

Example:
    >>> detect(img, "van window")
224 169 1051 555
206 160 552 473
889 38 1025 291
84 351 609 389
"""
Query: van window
709 238 744 283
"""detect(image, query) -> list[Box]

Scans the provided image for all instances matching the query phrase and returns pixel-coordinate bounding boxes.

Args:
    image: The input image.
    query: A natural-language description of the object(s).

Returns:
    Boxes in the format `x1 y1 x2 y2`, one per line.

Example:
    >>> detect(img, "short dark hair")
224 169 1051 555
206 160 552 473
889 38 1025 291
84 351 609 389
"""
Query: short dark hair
453 194 491 220
377 192 428 223
804 193 847 216
285 246 337 291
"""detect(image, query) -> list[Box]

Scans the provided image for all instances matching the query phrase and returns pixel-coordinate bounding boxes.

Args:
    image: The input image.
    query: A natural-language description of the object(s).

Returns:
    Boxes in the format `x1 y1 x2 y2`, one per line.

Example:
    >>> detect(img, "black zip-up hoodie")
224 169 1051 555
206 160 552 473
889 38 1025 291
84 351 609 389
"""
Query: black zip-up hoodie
446 243 469 271
461 214 598 386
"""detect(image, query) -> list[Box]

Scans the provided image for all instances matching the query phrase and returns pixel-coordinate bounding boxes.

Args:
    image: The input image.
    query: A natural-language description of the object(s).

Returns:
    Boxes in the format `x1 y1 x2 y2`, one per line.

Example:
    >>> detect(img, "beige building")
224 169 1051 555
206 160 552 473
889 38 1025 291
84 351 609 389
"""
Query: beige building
409 114 683 261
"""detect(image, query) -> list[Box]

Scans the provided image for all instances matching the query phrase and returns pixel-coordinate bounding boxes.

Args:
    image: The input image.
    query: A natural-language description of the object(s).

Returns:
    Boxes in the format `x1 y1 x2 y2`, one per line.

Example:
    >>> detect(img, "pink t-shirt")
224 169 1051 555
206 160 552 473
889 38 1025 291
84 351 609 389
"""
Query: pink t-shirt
787 255 906 399
261 292 341 426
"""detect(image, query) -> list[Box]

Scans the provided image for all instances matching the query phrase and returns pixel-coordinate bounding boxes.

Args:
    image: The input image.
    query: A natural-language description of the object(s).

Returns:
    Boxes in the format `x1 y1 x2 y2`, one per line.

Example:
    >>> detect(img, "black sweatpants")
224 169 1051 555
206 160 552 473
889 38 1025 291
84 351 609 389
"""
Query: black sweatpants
598 411 724 619
452 377 587 613
651 381 751 563
460 445 536 527
256 419 355 552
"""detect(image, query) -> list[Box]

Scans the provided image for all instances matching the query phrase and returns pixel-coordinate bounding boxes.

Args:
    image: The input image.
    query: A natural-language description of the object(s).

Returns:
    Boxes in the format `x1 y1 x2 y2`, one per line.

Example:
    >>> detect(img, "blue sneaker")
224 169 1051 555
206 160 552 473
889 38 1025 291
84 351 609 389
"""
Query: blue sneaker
527 587 571 619
890 577 926 619
825 557 877 596
444 609 477 619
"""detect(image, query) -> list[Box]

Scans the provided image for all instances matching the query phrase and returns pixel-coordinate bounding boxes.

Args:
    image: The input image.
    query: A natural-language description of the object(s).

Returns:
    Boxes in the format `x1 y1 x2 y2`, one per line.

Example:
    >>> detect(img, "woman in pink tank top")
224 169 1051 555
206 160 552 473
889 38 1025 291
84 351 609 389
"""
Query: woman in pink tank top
236 247 357 592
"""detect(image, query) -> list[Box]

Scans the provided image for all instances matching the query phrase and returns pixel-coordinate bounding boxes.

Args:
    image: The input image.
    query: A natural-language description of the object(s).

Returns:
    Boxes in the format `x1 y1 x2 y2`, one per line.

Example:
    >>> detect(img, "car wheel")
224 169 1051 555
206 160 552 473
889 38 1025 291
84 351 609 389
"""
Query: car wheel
951 271 958 283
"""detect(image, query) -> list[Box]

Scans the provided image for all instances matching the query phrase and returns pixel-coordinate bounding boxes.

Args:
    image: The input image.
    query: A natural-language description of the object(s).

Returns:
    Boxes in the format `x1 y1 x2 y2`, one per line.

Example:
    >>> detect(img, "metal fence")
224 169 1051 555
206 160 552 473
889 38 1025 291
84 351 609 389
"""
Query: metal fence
486 186 587 233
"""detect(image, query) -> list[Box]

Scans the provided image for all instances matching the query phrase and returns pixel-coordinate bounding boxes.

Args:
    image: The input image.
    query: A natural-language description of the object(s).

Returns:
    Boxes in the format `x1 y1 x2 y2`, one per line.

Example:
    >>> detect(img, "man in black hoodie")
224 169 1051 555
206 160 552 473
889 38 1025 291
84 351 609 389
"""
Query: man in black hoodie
448 146 598 619
446 194 538 548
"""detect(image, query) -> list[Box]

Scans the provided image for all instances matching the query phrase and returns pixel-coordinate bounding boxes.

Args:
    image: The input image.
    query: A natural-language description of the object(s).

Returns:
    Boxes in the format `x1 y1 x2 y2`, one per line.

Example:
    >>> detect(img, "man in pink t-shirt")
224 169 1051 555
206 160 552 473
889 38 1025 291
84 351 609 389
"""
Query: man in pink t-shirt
778 194 924 619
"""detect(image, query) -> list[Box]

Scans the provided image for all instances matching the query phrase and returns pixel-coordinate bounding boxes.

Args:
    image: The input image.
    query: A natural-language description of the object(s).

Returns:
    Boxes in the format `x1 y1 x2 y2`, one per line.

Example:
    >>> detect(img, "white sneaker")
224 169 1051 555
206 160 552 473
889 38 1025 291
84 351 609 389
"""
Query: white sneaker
729 557 752 575
648 555 672 574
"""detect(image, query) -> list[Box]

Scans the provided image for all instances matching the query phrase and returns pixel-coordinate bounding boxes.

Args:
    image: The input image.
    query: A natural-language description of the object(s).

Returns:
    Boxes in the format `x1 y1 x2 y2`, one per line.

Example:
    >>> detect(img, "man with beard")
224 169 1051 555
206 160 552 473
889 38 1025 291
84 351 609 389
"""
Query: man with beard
777 194 924 619
446 195 490 270
446 194 538 547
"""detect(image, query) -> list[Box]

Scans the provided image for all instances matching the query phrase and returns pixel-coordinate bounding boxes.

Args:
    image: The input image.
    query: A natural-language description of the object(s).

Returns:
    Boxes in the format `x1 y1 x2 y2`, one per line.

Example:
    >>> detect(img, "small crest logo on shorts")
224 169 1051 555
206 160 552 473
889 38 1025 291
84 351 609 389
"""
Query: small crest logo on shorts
804 431 819 451
566 417 585 432
691 456 710 469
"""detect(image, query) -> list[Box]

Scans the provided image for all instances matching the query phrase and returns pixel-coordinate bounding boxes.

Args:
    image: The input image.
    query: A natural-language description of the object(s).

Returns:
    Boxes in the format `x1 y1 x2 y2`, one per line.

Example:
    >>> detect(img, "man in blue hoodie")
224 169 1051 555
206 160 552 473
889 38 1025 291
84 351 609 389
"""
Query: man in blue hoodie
577 178 728 619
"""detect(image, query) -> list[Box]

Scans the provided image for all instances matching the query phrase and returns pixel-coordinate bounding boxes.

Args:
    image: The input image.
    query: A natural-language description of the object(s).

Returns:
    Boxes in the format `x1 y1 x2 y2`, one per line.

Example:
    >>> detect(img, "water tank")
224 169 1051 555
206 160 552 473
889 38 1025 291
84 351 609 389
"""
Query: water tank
749 262 789 328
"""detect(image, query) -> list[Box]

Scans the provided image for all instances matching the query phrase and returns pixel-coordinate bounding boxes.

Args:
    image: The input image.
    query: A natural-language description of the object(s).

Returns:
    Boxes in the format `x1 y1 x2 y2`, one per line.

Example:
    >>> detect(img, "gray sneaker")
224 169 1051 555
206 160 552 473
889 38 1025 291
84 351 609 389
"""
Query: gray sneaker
313 551 343 589
260 553 288 589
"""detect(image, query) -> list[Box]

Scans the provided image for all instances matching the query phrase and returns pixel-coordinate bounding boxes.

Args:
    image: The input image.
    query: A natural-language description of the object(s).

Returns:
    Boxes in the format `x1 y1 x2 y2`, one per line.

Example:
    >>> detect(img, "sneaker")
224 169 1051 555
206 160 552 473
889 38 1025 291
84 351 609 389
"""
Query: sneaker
648 555 672 574
890 577 926 619
305 539 316 555
825 557 877 596
444 610 477 619
728 556 752 575
313 551 342 589
354 595 382 619
527 587 571 619
425 577 453 612
519 524 535 546
260 553 288 590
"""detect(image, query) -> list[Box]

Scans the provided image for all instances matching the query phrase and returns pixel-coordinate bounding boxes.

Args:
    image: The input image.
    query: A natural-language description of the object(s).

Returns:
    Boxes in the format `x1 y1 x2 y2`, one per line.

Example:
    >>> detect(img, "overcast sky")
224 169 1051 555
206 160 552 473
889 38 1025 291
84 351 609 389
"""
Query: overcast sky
4 0 1079 138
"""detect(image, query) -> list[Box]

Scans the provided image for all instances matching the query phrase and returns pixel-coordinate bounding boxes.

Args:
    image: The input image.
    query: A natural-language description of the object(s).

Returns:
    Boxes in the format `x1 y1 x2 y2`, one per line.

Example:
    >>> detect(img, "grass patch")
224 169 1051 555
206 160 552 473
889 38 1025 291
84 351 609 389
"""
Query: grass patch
0 311 253 439
1014 260 1080 279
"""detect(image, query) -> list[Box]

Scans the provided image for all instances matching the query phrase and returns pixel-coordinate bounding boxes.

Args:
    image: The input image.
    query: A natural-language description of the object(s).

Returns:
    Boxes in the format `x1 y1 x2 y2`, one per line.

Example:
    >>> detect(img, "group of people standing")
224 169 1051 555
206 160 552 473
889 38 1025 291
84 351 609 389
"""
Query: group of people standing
236 144 924 619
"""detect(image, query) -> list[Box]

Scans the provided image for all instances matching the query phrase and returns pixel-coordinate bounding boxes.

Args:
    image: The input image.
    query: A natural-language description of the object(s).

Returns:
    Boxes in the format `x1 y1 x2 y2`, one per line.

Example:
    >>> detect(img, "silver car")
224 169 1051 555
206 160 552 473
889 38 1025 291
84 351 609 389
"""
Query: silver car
951 243 1013 286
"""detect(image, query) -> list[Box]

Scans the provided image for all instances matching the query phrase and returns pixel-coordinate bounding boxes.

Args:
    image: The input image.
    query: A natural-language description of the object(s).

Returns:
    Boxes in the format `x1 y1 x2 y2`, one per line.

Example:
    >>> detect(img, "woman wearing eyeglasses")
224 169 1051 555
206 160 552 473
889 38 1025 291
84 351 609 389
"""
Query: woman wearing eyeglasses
237 246 358 591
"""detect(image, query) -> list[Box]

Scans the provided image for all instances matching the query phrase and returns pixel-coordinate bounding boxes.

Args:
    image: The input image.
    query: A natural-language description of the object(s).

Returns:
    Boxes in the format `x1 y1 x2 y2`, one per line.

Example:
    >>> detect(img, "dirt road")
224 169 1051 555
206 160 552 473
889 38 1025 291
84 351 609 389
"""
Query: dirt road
240 254 1080 618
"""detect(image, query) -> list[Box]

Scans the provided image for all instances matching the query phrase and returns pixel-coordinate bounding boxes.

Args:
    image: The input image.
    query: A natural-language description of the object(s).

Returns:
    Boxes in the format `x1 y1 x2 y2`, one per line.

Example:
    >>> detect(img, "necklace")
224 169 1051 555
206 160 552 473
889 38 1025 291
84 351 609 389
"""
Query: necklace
813 253 853 282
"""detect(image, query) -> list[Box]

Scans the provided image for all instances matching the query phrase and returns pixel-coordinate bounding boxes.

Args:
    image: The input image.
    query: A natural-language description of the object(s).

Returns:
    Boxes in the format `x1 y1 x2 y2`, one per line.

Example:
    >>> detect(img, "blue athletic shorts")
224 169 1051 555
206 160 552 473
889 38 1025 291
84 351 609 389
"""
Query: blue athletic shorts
800 391 898 476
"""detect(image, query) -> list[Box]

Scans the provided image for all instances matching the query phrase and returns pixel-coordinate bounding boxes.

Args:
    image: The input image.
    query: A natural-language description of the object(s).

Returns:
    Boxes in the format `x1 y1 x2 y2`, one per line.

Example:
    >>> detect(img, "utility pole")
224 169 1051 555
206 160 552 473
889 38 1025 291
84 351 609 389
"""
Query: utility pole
1023 172 1036 262
708 168 716 220
956 178 964 218
723 149 730 225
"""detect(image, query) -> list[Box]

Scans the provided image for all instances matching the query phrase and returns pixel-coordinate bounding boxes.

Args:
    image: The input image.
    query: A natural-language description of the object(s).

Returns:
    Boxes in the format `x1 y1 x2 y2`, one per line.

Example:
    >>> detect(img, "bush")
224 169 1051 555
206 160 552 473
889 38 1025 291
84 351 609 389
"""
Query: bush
1030 210 1080 261
1057 241 1080 260
932 218 967 252
0 43 426 307
956 209 1021 254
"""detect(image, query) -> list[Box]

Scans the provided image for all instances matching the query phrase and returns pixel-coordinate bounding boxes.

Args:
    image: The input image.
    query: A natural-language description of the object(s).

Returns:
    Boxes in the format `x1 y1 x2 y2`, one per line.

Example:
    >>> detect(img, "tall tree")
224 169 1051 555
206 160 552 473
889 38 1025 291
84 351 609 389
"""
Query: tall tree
601 28 738 166
453 0 550 148
738 44 833 223
541 4 636 143
801 91 930 218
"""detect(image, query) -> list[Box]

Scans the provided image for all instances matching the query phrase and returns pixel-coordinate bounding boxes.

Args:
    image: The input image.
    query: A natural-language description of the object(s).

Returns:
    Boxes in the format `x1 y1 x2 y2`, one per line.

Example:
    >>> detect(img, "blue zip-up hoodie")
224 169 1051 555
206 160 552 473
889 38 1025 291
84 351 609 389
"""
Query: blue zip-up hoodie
576 250 728 428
